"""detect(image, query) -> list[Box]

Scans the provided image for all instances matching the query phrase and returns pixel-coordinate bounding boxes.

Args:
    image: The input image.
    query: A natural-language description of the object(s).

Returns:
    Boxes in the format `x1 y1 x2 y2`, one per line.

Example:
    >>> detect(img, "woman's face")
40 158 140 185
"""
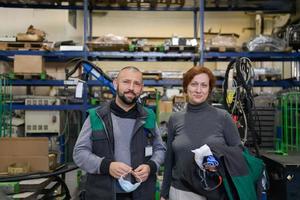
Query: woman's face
187 73 210 105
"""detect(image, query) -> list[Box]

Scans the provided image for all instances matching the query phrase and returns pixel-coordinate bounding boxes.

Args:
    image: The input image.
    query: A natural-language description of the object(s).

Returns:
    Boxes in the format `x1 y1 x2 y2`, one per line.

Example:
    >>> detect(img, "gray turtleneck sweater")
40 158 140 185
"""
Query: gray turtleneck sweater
160 102 241 198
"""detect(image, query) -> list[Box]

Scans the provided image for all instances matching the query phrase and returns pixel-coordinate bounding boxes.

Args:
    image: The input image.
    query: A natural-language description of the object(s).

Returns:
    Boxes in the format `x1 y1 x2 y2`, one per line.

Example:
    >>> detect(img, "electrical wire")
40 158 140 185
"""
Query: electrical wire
65 58 113 82
222 57 261 156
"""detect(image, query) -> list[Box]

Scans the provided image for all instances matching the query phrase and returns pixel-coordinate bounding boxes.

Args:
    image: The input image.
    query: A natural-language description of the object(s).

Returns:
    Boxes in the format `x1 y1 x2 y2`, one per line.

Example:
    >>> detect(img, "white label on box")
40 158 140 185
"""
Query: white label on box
75 82 84 98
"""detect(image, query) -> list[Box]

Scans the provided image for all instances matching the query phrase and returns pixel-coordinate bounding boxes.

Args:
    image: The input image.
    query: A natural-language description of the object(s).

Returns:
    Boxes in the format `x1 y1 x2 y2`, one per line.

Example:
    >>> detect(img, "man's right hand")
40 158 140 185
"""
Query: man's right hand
109 162 132 179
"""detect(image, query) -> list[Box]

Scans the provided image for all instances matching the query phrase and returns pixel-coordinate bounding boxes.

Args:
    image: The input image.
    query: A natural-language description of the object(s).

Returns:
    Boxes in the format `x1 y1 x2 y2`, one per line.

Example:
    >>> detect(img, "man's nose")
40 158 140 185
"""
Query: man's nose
129 82 134 90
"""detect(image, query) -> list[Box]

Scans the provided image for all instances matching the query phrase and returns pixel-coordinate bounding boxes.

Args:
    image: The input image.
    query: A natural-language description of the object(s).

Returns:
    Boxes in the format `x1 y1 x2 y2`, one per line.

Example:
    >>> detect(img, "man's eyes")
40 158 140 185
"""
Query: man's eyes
122 80 142 86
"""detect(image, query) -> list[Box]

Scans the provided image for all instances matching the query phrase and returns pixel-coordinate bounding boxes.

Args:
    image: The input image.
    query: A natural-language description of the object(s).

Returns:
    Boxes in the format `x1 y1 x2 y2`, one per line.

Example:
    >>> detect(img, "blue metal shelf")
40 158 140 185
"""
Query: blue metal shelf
0 51 85 61
254 80 300 88
9 79 300 88
88 51 197 61
205 52 300 62
0 3 84 10
11 104 91 111
2 50 300 62
9 79 182 87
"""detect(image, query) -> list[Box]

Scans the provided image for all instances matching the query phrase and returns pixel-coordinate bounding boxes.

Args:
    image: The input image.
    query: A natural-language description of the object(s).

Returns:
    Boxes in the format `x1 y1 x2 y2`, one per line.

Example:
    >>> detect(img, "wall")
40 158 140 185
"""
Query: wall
87 11 254 46
0 8 81 42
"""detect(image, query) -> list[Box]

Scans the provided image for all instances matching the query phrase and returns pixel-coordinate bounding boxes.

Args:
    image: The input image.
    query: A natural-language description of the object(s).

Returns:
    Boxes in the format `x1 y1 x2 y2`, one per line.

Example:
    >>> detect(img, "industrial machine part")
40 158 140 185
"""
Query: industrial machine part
262 152 300 200
286 23 300 50
25 97 65 135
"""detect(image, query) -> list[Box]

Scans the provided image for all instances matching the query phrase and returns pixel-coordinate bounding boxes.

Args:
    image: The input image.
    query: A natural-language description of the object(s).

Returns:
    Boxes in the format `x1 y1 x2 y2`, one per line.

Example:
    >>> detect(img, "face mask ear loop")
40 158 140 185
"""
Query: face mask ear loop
120 170 132 180
131 171 143 183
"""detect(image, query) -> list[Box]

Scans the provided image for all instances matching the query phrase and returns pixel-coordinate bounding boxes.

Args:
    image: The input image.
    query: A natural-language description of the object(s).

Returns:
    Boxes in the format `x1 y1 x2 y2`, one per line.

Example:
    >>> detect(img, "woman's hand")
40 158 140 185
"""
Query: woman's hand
160 197 166 200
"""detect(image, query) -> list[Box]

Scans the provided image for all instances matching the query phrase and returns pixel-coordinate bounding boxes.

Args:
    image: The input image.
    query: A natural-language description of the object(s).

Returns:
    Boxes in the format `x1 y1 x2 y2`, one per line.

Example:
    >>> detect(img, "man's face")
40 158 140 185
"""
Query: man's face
114 69 143 105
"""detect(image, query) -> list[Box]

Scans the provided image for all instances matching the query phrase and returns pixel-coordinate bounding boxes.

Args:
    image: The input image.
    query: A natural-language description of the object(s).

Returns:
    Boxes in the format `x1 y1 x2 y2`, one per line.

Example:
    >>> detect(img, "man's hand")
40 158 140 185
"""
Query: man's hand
133 164 150 182
109 162 132 179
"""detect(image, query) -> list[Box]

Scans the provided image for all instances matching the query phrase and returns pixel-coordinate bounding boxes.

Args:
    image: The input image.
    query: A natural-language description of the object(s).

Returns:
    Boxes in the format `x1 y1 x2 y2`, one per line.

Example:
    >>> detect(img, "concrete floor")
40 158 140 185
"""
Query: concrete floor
65 169 81 200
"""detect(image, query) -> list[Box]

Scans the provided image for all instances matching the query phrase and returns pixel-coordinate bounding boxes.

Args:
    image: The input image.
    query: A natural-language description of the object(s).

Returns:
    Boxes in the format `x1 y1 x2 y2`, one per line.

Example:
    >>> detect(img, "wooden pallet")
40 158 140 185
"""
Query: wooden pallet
205 45 241 52
0 41 51 51
87 42 129 51
142 72 162 80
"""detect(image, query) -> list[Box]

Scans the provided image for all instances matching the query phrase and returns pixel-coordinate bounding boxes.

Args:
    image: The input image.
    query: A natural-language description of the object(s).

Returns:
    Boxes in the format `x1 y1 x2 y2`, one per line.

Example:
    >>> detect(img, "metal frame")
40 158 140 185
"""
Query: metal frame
0 0 294 12
0 0 299 112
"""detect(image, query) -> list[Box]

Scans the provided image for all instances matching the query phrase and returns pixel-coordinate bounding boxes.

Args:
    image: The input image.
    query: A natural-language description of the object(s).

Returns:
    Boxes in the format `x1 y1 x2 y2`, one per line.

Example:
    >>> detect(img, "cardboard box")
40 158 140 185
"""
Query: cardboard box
0 137 49 173
14 55 44 74
158 100 173 113
173 95 186 103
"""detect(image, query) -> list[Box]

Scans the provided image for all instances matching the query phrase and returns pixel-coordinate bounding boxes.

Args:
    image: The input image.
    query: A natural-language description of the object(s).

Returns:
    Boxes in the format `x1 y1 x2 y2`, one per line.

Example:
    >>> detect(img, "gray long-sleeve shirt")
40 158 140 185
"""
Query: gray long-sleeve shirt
161 102 241 198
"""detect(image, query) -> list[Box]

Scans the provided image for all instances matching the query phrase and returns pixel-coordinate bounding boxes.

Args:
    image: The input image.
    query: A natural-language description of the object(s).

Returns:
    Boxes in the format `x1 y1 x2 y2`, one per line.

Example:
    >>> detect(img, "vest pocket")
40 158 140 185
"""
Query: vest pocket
91 131 111 156
90 135 107 141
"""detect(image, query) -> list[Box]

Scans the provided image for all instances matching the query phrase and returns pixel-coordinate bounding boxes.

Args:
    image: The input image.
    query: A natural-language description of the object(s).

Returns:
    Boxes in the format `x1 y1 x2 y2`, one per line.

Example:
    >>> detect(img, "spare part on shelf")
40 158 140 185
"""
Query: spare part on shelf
25 97 65 135
222 57 261 155
247 35 287 52
286 23 300 50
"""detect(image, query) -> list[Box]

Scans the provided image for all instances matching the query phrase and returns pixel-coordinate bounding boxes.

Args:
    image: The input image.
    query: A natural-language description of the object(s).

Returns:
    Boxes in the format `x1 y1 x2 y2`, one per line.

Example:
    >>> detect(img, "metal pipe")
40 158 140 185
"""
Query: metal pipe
193 0 198 39
193 1 198 66
83 0 89 59
89 9 93 42
199 0 205 65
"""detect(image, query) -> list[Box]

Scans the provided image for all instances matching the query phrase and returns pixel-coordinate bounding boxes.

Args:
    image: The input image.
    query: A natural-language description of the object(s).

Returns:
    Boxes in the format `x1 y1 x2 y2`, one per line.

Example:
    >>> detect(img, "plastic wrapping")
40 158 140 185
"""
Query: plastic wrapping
210 35 237 47
247 35 287 51
92 34 129 45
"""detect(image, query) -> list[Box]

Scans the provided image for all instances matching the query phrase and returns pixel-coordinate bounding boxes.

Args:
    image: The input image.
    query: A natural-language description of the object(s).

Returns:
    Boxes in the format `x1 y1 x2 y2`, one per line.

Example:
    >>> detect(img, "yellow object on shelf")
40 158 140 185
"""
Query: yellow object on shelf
8 163 30 175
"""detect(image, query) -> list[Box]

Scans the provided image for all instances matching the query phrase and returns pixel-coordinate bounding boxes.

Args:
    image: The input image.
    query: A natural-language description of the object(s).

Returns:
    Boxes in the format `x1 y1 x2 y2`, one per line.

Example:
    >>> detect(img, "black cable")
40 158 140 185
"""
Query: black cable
222 57 261 156
0 164 78 182
65 58 113 82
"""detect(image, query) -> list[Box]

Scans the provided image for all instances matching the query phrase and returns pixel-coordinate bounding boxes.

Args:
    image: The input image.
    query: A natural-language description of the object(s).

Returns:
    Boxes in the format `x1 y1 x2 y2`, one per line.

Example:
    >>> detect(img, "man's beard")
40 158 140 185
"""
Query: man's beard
117 90 139 105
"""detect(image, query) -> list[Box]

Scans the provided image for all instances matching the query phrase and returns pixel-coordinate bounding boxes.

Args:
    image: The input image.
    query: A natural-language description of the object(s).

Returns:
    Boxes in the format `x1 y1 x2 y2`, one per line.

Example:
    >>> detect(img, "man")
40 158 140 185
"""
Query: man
73 66 166 200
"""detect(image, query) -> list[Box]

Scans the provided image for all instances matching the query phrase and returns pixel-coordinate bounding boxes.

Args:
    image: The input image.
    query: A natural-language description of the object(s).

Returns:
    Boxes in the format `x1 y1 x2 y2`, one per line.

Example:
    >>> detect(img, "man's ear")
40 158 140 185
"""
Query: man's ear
113 79 117 90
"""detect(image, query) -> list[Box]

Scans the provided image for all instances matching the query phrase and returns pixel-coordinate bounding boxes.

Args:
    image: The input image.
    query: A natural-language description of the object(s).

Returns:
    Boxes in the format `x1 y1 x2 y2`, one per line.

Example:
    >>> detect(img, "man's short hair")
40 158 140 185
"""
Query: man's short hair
120 66 141 73
116 66 142 79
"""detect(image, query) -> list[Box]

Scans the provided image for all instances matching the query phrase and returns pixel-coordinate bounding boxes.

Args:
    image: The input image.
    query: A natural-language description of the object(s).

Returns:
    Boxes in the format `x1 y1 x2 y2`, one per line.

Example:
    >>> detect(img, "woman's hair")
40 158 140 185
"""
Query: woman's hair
183 66 216 94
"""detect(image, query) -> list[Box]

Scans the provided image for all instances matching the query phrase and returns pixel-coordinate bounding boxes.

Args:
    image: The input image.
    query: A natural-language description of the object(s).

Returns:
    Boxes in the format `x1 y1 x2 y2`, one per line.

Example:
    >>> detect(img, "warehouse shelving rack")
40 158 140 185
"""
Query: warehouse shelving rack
1 1 299 199
0 0 299 112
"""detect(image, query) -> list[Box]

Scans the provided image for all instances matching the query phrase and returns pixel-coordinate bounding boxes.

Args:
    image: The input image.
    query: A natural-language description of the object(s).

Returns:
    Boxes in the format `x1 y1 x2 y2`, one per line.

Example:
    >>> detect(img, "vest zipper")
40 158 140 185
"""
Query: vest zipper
96 112 114 156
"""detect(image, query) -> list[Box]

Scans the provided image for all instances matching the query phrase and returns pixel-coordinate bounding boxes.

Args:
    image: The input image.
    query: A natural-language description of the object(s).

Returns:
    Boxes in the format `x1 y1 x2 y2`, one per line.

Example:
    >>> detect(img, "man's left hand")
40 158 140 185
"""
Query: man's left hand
133 164 150 182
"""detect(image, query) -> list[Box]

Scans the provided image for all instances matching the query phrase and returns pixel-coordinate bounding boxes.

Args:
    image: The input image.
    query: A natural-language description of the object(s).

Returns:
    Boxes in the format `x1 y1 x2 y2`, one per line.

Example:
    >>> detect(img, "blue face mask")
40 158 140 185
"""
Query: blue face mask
118 173 142 193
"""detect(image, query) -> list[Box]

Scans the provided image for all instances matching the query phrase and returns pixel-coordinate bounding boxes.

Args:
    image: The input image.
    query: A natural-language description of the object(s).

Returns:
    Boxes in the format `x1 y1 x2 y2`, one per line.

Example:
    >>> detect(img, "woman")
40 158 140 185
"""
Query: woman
160 66 241 200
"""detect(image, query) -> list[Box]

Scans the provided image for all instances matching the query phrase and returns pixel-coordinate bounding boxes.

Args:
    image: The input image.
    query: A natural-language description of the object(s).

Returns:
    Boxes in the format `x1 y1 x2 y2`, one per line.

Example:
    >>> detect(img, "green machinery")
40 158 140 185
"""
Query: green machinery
0 74 12 137
276 92 300 154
